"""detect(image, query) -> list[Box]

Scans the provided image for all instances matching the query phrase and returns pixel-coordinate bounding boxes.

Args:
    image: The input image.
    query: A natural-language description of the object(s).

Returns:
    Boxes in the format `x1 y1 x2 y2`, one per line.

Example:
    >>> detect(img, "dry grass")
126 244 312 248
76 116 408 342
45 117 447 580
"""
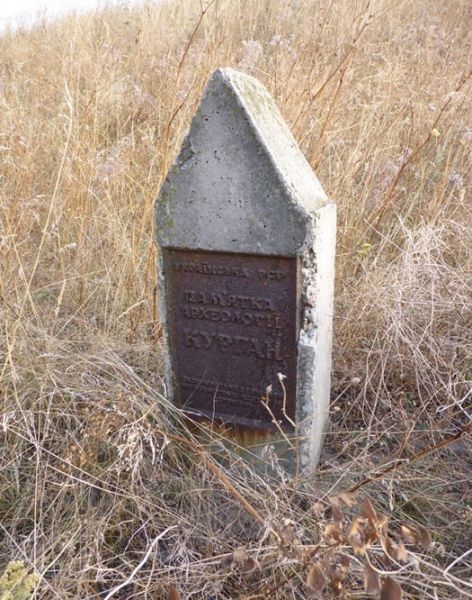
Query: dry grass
0 0 471 597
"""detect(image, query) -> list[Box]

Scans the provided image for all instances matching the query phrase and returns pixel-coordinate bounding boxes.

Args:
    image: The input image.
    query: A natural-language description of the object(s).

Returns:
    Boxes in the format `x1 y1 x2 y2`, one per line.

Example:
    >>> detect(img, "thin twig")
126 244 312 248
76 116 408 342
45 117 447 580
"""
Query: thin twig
161 0 217 171
158 430 272 532
347 420 471 494
103 526 177 599
372 67 472 227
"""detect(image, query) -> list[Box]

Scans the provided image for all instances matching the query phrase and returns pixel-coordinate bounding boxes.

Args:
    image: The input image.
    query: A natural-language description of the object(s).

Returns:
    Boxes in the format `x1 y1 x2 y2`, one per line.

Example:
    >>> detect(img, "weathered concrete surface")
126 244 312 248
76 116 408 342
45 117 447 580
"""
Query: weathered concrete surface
155 68 336 472
156 68 330 256
296 203 336 470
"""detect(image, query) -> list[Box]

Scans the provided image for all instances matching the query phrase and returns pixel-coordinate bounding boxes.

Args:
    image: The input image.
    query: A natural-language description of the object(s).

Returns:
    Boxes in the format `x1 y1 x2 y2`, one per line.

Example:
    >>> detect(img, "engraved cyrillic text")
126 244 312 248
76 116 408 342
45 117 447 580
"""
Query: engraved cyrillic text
164 249 299 430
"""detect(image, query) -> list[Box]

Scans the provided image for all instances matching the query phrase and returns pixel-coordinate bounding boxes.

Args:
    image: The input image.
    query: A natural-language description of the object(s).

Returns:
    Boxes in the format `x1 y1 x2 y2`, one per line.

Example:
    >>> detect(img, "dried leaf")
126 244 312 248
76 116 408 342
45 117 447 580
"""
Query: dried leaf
360 499 378 525
324 522 343 543
400 524 431 550
230 547 259 572
306 563 326 597
380 576 402 600
332 505 343 523
167 585 181 600
347 516 368 555
364 563 381 595
416 524 432 550
377 512 389 533
293 544 307 563
365 521 379 545
279 521 299 548
385 535 408 562
400 525 417 545
336 492 357 507
329 498 343 523
339 554 351 568
327 563 347 596
392 539 409 563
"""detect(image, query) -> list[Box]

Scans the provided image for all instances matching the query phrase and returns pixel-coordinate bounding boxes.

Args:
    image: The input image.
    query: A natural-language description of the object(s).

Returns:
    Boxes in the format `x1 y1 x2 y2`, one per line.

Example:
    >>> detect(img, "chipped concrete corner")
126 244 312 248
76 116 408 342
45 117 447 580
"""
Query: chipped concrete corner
155 67 336 473
296 203 336 471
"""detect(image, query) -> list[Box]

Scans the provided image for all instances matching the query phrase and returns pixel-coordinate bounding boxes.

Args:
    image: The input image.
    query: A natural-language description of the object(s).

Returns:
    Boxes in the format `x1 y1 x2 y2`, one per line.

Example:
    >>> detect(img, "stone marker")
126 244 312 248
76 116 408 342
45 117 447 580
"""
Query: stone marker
155 68 336 472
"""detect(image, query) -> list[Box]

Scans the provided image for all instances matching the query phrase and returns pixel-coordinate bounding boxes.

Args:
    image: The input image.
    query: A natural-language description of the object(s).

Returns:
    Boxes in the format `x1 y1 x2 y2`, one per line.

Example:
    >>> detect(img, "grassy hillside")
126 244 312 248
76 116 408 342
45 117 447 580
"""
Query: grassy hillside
0 0 470 597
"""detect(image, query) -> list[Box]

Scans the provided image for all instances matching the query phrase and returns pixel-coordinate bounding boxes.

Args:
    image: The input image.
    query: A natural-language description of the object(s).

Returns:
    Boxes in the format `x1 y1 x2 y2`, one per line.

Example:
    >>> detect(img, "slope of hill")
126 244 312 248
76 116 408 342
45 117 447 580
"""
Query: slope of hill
0 0 470 597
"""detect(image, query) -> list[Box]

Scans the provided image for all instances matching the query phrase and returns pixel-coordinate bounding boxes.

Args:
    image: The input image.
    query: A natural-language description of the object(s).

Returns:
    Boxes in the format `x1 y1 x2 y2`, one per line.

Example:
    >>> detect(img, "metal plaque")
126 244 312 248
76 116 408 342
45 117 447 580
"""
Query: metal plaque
164 249 300 432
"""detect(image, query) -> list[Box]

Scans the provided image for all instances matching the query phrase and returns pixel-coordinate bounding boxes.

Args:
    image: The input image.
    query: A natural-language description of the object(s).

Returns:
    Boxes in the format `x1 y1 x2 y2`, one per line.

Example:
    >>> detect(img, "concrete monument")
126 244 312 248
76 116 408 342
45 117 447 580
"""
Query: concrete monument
155 68 336 471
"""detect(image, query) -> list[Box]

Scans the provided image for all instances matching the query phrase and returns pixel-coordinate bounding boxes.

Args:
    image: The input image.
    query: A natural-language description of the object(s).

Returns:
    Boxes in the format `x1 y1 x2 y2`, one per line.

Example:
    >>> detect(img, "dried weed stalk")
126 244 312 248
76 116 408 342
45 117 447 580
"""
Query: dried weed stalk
0 0 471 597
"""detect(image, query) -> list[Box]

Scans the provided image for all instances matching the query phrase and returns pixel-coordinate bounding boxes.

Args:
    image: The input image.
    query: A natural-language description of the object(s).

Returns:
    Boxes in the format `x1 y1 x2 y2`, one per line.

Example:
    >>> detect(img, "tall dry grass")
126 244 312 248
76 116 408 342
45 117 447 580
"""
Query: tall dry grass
0 0 471 597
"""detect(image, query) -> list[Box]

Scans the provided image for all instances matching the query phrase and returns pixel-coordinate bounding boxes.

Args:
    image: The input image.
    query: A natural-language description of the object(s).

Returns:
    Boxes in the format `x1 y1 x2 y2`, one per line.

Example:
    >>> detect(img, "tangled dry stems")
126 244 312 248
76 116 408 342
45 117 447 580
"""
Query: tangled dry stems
0 0 471 597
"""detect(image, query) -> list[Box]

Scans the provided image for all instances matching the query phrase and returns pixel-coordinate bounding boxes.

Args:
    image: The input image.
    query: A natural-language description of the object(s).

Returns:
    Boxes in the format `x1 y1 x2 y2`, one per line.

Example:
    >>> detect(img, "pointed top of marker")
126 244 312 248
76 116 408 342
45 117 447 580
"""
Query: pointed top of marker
156 68 331 256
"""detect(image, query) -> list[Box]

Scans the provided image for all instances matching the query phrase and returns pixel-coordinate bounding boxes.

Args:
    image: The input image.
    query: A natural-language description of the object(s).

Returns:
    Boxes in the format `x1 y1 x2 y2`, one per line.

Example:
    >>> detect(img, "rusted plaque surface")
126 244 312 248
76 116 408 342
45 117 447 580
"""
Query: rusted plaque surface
164 249 300 431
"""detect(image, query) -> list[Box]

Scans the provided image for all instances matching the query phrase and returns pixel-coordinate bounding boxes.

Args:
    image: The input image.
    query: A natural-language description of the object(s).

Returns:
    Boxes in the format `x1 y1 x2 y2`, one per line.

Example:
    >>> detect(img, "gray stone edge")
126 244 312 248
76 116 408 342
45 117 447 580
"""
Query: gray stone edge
296 203 336 471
